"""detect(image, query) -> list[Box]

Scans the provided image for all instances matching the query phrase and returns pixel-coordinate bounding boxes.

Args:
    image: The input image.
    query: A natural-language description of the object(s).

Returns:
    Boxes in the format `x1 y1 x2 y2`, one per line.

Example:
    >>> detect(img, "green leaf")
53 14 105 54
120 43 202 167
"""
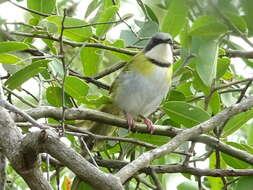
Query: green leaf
177 181 198 190
209 91 220 114
85 0 102 19
195 37 218 87
80 47 103 76
247 124 253 145
217 57 230 78
223 109 253 137
105 39 131 61
48 59 64 78
190 16 228 38
166 90 186 101
144 4 159 23
5 60 49 90
161 0 188 37
96 5 119 37
0 53 24 65
45 16 92 42
192 71 209 95
27 0 55 19
236 176 253 190
46 87 73 107
163 101 210 128
0 42 29 53
176 82 193 99
225 13 247 33
64 76 89 102
241 0 253 36
128 133 169 146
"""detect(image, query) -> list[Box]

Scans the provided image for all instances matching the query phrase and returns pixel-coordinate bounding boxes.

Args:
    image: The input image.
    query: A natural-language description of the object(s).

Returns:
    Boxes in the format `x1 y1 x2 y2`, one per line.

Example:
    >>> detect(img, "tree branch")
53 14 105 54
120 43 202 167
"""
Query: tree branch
21 130 123 190
11 105 253 168
115 96 253 183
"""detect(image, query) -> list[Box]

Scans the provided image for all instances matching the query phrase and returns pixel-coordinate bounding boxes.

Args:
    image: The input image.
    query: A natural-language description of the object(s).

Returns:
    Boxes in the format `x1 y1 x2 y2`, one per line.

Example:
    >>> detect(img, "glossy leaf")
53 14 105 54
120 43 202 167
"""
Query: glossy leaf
0 42 29 53
64 76 89 102
166 90 186 101
209 91 220 114
190 16 228 38
45 16 92 42
195 38 218 87
0 53 24 65
163 101 210 128
236 176 253 190
223 109 253 137
217 58 230 78
5 60 49 90
27 0 55 18
161 0 188 37
46 87 73 107
96 5 119 37
80 47 103 76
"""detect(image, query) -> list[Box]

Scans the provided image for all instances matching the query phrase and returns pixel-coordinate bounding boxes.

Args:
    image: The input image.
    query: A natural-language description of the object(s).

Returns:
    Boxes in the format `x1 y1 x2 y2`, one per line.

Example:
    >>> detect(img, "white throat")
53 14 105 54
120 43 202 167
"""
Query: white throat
145 43 173 63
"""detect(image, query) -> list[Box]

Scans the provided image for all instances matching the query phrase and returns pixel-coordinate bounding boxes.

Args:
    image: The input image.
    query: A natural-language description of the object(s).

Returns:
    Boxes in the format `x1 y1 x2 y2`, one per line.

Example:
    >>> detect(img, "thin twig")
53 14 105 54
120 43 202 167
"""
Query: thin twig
80 138 99 168
183 142 195 166
59 9 67 136
21 88 39 102
236 80 252 103
69 69 110 90
8 0 52 17
9 31 138 56
149 169 163 190
3 87 36 108
92 62 127 79
64 18 129 29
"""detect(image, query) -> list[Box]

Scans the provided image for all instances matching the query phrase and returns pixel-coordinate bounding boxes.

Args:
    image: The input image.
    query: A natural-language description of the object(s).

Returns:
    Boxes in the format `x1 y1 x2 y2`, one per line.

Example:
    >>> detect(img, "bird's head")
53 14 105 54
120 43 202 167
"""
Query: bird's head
144 32 173 65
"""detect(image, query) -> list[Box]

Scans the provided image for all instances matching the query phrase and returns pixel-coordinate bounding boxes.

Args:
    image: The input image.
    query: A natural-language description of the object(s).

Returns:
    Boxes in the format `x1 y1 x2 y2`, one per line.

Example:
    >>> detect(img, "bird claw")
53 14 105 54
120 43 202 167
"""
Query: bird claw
126 113 135 131
140 115 154 134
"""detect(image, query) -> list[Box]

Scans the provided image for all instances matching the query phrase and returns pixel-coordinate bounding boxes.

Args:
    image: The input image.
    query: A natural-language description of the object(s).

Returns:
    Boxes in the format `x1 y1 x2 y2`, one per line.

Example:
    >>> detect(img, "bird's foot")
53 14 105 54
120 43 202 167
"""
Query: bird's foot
140 115 154 134
126 113 135 131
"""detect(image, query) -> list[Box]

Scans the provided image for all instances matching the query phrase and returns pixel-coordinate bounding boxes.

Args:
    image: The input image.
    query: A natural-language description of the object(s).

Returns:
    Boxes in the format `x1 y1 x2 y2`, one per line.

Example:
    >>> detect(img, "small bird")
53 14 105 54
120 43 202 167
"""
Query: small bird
111 32 174 133
83 32 174 149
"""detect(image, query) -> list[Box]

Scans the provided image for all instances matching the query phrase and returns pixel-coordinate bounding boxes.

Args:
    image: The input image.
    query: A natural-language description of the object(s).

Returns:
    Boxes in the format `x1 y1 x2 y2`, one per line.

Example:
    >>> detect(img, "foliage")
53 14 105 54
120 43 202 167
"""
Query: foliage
1 0 253 189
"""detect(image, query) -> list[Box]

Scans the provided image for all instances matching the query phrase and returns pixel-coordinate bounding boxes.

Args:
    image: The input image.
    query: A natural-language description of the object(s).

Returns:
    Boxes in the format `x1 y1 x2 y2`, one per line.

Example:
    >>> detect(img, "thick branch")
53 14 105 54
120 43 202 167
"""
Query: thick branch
21 130 123 190
0 107 52 190
12 106 253 168
115 96 253 183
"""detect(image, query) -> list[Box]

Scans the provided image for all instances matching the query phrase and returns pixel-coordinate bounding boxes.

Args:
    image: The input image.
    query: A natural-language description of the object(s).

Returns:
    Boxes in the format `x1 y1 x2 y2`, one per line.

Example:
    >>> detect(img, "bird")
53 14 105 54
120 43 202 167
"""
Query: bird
82 32 174 149
110 32 174 133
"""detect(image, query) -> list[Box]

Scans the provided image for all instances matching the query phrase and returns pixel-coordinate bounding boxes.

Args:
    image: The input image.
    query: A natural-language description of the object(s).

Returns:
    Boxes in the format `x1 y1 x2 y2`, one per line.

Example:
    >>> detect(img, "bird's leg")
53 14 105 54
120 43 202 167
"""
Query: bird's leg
140 115 154 134
126 113 135 131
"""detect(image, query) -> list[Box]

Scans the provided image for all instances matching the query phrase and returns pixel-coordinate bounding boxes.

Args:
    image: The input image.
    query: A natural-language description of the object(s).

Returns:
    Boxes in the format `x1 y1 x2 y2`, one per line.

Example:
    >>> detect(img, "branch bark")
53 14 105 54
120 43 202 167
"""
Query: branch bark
12 105 253 167
0 107 52 190
21 130 123 190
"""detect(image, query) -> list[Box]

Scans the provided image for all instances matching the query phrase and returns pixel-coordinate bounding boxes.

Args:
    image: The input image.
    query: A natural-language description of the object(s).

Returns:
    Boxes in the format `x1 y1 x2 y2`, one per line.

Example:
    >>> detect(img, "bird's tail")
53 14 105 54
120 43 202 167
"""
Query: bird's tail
76 103 120 151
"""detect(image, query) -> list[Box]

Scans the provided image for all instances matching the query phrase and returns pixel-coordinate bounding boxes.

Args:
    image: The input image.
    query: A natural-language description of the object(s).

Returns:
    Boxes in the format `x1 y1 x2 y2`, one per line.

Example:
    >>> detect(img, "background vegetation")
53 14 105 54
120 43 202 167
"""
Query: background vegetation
1 0 253 189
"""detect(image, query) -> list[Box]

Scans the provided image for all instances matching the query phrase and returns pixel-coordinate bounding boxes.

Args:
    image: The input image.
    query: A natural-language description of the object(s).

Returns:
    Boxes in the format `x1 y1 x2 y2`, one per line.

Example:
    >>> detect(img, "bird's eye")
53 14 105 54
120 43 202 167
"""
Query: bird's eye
166 38 173 44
